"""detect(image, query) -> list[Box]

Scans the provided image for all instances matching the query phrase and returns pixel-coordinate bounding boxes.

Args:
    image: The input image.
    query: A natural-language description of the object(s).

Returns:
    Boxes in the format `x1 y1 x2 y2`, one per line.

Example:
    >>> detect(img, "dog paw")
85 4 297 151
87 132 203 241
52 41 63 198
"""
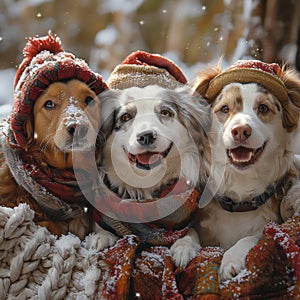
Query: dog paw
170 229 200 268
85 228 118 251
280 183 300 221
219 236 259 282
219 250 246 282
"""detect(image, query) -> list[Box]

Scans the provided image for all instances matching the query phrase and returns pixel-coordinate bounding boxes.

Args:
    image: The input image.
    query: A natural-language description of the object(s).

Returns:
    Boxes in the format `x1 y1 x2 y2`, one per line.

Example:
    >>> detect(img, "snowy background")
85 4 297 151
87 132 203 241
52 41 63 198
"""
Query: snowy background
0 0 299 120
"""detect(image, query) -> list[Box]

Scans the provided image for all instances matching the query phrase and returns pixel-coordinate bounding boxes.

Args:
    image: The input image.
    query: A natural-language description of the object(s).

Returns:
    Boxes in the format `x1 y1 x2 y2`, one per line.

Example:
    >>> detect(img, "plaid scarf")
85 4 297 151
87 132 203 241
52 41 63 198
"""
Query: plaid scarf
93 179 201 246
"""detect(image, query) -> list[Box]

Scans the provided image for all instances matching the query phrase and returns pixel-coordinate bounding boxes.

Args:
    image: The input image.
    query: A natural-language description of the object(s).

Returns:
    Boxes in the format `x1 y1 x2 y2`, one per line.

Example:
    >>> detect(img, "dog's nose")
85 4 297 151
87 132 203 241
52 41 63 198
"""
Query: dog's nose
67 123 89 138
231 124 252 142
137 129 157 146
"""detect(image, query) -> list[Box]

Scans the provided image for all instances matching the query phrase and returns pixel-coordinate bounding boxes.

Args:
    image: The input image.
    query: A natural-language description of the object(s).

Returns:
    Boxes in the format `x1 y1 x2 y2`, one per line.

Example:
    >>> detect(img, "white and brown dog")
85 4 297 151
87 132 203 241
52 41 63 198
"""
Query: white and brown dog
193 60 300 281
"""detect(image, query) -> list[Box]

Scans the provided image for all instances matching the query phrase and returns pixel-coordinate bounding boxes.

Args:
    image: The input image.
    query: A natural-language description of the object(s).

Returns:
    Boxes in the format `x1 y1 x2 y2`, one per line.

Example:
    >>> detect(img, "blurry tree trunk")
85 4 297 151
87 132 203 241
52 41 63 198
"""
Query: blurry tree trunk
166 0 188 56
262 0 279 63
0 0 299 71
246 0 300 68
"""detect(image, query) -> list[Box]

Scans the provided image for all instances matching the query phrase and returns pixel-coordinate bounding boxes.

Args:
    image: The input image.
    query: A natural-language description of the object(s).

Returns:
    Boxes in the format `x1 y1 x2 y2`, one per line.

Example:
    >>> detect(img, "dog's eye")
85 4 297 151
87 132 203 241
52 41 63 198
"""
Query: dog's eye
258 104 269 114
44 100 55 110
220 105 229 113
120 113 132 122
161 110 174 118
85 96 95 105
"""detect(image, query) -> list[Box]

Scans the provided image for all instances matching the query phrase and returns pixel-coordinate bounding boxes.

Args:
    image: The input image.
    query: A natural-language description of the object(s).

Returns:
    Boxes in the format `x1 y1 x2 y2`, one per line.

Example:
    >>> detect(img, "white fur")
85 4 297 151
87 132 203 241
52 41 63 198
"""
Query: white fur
211 84 292 198
170 228 201 268
85 223 118 251
100 85 209 267
101 85 202 199
199 83 297 281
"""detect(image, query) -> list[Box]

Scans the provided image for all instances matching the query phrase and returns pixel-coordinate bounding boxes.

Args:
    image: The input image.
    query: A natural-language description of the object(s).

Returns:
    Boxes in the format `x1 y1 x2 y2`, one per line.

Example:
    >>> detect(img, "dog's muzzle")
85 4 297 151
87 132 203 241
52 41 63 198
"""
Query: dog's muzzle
67 122 89 139
226 141 267 169
137 129 157 146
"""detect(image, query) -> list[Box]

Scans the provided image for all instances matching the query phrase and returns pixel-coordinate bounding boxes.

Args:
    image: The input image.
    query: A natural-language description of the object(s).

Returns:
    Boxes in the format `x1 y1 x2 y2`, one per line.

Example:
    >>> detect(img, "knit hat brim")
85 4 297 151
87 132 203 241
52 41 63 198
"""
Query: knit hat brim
205 60 289 105
107 50 187 89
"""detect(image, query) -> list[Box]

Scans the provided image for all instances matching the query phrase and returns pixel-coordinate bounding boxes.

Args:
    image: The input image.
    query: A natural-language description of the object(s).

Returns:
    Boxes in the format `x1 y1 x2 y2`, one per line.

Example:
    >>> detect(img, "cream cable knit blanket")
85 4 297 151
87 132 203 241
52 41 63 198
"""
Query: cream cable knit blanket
0 203 107 300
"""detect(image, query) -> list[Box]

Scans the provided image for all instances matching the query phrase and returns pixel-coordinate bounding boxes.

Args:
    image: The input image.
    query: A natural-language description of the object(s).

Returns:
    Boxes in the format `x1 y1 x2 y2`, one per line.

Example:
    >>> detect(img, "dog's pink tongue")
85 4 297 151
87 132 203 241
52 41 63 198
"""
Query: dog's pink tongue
230 147 253 162
136 152 161 165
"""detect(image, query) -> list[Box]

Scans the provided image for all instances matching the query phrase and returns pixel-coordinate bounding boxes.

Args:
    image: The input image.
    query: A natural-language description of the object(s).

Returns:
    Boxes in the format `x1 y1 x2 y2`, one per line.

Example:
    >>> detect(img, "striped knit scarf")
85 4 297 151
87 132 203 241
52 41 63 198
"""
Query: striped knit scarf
93 179 201 246
1 124 89 220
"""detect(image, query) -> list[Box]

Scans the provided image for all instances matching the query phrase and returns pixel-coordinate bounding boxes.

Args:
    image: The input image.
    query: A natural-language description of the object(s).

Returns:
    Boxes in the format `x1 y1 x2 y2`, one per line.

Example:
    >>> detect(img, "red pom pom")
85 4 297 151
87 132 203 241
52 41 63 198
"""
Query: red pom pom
23 33 63 60
14 33 64 89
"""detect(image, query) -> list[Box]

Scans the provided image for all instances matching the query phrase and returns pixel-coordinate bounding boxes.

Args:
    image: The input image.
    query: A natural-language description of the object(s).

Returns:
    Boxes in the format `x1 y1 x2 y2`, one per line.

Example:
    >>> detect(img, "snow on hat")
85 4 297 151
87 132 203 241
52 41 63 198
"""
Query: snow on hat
107 50 187 89
10 32 108 148
205 60 289 105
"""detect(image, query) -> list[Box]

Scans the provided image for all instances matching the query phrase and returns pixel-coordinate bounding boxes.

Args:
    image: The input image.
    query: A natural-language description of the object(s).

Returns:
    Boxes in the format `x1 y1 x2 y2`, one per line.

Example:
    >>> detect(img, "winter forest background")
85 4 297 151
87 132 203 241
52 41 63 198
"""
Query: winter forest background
0 0 299 118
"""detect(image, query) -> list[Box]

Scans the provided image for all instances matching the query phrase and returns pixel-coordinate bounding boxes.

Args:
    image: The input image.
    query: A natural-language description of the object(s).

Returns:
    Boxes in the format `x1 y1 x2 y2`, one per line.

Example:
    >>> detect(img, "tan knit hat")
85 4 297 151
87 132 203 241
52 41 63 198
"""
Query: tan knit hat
205 60 289 105
194 59 300 132
107 50 187 89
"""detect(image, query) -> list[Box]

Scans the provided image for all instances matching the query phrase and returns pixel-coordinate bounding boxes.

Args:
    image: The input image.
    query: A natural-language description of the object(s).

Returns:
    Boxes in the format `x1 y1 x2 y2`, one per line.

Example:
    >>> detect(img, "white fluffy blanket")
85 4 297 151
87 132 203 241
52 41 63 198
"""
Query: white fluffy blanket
0 203 107 300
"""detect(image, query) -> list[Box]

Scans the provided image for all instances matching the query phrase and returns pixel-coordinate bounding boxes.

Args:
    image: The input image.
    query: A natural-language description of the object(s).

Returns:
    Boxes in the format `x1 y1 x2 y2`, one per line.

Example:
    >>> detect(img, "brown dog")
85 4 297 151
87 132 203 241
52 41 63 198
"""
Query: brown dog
0 34 116 246
0 79 101 238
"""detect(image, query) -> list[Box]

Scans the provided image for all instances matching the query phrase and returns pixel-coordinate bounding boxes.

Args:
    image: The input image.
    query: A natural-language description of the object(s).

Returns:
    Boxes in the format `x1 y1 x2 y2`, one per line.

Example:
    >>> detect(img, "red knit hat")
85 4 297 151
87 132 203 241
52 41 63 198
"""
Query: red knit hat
9 33 108 148
107 50 187 89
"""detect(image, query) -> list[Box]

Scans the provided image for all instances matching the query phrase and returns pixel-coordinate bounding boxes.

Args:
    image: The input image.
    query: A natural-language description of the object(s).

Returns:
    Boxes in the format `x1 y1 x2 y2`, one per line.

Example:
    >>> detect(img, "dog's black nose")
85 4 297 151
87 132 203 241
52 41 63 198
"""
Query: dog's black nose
67 123 88 138
137 129 157 146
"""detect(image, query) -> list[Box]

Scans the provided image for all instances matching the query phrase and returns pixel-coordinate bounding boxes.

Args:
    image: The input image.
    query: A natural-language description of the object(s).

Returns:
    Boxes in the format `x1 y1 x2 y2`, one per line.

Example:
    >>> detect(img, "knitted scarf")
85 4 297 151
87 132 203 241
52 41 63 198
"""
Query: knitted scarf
1 122 89 220
93 179 201 246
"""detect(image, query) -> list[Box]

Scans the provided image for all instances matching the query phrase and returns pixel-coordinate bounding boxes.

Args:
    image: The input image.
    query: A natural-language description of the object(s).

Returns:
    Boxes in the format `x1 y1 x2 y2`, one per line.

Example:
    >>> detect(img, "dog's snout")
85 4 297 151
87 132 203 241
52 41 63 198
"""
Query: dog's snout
67 123 89 138
137 129 157 146
231 124 252 142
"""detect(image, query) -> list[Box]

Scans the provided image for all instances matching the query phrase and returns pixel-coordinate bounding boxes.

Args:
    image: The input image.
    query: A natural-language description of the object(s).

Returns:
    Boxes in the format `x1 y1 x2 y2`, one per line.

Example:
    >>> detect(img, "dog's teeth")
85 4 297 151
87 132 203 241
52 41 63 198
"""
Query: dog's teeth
229 148 253 162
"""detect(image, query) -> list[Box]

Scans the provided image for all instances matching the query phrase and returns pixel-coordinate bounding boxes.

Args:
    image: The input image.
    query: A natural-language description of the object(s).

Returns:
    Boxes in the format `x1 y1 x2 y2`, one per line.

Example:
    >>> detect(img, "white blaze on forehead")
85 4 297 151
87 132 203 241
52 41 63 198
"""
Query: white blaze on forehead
239 83 260 114
135 98 158 114
226 84 261 128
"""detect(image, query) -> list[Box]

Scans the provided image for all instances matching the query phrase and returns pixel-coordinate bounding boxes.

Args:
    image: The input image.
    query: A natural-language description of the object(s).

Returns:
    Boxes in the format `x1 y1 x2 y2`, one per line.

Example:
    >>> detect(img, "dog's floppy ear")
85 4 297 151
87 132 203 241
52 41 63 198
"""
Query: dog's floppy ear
173 86 210 147
24 118 34 149
280 68 300 132
98 89 120 144
172 87 211 180
291 121 300 155
281 68 300 154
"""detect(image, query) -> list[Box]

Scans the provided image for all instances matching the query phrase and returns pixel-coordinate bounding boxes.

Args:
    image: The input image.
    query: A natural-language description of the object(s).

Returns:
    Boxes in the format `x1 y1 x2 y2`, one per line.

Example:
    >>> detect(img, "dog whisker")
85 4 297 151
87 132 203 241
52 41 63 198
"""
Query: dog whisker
39 134 52 153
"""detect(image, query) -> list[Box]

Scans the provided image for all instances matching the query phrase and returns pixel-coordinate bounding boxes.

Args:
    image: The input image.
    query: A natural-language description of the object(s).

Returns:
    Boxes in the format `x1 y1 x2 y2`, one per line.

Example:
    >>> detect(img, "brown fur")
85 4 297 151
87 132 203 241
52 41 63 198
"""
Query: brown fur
280 68 300 131
193 64 300 131
192 62 222 103
192 62 300 281
0 79 101 239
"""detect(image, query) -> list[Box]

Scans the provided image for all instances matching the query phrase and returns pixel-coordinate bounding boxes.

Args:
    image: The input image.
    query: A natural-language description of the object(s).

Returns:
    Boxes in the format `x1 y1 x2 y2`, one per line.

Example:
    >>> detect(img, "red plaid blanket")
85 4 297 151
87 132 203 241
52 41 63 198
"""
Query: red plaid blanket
96 215 300 299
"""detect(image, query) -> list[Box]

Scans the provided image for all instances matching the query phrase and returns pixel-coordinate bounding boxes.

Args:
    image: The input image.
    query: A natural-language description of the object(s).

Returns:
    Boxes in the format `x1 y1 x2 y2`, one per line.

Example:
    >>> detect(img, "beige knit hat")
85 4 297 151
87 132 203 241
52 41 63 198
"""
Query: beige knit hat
194 59 300 132
205 60 289 105
107 50 187 89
